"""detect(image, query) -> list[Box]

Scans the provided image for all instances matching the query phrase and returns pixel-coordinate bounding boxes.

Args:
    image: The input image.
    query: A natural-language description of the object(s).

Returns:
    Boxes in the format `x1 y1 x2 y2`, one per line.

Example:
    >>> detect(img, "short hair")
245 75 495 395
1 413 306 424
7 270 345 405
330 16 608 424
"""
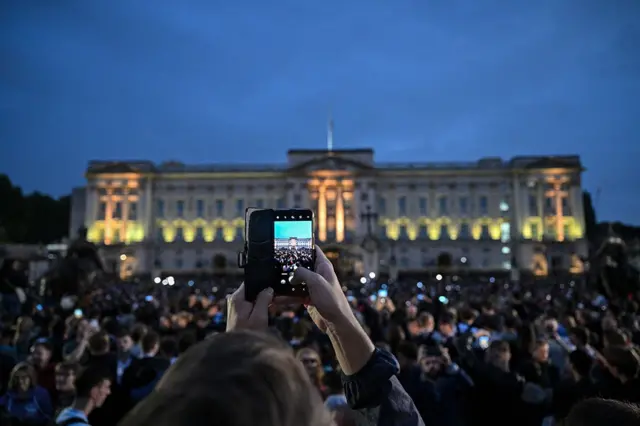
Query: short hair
88 331 110 355
56 361 79 375
141 330 160 354
75 366 111 398
565 398 640 426
119 330 332 426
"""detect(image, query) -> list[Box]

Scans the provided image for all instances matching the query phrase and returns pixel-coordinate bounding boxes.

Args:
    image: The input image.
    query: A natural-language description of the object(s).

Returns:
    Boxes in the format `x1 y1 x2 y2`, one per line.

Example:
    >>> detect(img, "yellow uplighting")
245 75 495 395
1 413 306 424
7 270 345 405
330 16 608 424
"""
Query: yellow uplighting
88 221 145 244
522 216 582 241
378 216 505 241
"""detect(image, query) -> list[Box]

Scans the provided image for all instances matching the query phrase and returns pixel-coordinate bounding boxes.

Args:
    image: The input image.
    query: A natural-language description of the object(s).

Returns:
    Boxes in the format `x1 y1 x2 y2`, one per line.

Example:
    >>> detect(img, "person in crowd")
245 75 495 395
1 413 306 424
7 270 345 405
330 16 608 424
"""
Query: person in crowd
53 361 79 415
564 398 640 426
29 340 57 396
296 347 328 399
121 330 171 404
323 370 348 410
0 362 53 426
128 325 147 359
54 366 112 426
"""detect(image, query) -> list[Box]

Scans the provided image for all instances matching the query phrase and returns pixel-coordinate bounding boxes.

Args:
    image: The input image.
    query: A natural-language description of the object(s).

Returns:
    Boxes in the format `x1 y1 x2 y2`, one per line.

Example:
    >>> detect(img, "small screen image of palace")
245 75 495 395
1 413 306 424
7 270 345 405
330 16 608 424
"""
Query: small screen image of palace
69 148 587 280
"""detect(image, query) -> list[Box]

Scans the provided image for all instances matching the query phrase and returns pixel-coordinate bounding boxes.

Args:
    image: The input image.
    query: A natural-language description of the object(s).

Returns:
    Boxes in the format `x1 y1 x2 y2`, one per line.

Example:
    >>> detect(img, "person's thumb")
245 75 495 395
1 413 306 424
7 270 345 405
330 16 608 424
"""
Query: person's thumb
253 288 274 314
292 267 324 291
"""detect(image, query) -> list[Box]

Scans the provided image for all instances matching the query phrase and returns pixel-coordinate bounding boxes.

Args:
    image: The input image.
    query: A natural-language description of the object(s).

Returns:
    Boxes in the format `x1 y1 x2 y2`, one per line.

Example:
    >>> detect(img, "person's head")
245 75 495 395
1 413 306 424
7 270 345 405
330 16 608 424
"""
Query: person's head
544 318 558 335
141 330 161 356
486 340 511 369
603 329 628 348
160 337 179 359
438 312 456 337
119 330 332 426
396 341 418 370
289 237 297 248
88 331 111 356
9 362 36 393
569 326 590 347
56 361 79 392
131 324 148 344
531 339 550 363
296 347 323 383
568 349 593 381
417 312 434 332
565 398 640 426
31 341 53 368
74 366 112 410
116 328 133 354
604 346 640 383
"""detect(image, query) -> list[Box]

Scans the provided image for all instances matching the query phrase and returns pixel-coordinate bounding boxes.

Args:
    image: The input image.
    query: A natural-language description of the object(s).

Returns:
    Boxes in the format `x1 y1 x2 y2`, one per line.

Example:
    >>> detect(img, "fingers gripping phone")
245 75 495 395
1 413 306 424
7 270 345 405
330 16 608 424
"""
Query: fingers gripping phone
240 208 315 302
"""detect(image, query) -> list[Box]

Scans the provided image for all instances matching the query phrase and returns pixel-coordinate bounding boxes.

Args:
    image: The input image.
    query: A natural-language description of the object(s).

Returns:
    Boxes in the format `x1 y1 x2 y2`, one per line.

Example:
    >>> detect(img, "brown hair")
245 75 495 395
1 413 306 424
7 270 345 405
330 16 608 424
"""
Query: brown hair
565 398 640 426
8 362 37 392
119 330 332 426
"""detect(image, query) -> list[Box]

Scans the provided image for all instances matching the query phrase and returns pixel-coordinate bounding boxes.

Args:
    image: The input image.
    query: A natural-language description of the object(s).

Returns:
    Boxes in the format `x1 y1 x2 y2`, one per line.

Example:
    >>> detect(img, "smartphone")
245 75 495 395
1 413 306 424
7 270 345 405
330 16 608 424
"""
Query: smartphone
378 289 388 298
73 309 83 318
145 295 153 302
243 208 315 301
478 335 490 349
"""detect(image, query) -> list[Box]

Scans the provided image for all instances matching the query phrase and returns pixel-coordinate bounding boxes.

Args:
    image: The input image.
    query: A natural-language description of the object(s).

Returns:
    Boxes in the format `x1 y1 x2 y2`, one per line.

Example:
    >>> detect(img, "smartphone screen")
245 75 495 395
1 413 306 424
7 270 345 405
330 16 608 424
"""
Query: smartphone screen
274 215 314 283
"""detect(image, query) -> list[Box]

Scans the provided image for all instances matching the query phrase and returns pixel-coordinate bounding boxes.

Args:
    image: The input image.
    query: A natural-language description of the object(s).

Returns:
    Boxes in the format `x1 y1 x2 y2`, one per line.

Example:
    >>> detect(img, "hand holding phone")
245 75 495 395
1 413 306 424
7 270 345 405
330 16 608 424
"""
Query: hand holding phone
243 208 315 301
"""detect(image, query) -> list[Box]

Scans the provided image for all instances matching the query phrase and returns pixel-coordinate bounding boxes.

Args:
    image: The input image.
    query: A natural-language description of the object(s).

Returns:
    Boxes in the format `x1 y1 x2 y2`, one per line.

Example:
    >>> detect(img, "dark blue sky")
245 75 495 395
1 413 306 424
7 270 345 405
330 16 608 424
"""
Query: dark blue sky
1 1 639 224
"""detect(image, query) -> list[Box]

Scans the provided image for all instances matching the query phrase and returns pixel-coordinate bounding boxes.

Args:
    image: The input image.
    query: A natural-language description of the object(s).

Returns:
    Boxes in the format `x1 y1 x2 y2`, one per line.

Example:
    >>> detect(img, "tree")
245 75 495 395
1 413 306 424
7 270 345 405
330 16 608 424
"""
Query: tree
0 174 70 244
583 191 597 242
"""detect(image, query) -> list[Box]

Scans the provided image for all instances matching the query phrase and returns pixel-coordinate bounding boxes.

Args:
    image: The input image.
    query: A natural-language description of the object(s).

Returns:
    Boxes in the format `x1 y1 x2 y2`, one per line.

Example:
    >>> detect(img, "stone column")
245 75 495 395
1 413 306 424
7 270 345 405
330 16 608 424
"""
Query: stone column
145 178 154 240
570 185 585 238
336 184 345 242
537 181 544 238
555 183 564 241
318 184 327 242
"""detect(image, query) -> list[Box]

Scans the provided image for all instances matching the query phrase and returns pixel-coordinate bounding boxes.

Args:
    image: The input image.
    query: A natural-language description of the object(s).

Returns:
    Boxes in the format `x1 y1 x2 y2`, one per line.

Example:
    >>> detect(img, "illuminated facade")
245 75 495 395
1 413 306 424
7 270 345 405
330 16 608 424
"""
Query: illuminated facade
74 149 588 278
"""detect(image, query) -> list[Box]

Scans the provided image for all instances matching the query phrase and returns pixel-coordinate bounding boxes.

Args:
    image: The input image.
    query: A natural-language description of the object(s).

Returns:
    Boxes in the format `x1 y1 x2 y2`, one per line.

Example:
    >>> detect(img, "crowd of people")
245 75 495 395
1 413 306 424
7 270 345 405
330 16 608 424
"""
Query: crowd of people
0 243 640 426
274 246 314 272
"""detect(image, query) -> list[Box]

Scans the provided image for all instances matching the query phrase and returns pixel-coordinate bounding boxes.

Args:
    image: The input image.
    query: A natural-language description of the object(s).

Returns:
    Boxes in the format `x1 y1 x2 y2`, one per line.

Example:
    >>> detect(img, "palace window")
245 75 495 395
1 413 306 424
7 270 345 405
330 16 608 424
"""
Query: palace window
175 227 184 241
128 202 138 221
459 223 471 239
156 228 164 242
562 197 571 215
398 196 407 216
195 227 205 240
439 224 450 240
215 200 224 217
459 197 468 215
419 197 428 215
112 228 121 243
215 227 224 240
545 197 555 215
438 197 448 215
399 225 409 240
377 197 386 214
196 199 205 217
528 195 537 216
176 200 185 218
97 202 107 220
113 202 122 220
235 226 243 241
156 200 165 218
478 196 488 216
531 223 540 240
255 199 264 209
418 224 429 239
276 197 285 209
480 224 491 240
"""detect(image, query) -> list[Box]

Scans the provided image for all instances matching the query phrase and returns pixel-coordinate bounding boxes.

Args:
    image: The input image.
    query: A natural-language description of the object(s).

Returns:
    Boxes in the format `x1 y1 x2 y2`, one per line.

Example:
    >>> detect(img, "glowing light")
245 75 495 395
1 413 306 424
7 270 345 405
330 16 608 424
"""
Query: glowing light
360 277 367 284
436 274 443 281
120 254 127 261
154 277 161 284
369 272 376 279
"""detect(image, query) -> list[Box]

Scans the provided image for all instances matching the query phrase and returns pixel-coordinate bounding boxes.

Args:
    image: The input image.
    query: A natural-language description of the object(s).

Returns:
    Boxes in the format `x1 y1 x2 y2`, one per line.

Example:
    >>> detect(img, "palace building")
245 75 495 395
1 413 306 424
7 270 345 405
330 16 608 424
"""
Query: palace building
70 148 588 280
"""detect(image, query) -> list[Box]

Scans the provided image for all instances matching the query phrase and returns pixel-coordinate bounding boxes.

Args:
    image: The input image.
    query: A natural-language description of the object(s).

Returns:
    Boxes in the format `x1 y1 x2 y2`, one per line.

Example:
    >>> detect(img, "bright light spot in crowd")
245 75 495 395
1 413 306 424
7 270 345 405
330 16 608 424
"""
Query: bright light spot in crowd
460 257 467 264
120 254 127 261
436 274 443 281
154 277 161 284
360 277 367 284
369 272 376 279
188 280 194 287
489 277 495 283
416 281 423 289
167 276 175 286
161 279 168 286
212 287 218 293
